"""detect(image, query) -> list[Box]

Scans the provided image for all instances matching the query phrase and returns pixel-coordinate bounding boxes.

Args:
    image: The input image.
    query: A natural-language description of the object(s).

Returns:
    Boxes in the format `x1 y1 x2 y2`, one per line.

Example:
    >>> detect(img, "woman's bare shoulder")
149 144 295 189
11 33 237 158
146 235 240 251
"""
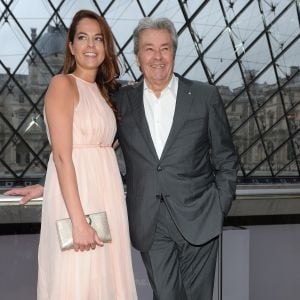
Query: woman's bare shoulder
49 74 74 88
47 74 77 98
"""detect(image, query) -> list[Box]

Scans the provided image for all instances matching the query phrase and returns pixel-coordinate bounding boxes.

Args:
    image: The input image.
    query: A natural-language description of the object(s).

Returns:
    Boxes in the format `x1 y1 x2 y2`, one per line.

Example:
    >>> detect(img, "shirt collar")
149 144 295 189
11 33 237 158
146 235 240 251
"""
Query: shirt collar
143 74 178 96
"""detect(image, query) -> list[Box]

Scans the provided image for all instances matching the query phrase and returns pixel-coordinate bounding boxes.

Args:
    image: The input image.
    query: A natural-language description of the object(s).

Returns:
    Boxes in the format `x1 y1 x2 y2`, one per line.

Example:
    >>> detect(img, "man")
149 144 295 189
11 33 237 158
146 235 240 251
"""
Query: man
6 17 238 300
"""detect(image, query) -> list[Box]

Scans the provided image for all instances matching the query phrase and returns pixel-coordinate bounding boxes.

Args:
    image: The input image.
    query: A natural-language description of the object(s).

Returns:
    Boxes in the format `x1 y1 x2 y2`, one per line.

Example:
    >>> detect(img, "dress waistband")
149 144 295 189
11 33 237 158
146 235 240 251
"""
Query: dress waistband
73 144 112 148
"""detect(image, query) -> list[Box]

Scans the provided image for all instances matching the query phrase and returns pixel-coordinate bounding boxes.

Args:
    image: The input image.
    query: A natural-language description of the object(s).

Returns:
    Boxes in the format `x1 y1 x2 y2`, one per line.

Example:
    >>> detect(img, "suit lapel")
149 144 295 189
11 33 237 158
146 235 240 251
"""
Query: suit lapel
160 77 194 161
128 82 159 161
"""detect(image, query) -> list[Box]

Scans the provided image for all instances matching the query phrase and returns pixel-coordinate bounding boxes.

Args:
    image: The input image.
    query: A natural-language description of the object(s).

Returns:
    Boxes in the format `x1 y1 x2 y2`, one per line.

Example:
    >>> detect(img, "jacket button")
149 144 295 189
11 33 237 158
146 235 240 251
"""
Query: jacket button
157 165 163 171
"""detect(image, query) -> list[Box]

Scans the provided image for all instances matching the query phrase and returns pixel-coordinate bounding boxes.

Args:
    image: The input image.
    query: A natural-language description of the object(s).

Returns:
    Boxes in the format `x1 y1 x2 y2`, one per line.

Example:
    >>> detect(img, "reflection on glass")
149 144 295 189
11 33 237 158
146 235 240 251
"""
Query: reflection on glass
0 0 299 183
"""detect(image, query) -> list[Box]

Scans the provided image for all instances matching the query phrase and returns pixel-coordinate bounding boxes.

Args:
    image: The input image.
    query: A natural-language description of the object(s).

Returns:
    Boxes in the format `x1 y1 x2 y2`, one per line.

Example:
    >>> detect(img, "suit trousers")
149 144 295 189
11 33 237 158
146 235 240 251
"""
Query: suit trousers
141 201 219 300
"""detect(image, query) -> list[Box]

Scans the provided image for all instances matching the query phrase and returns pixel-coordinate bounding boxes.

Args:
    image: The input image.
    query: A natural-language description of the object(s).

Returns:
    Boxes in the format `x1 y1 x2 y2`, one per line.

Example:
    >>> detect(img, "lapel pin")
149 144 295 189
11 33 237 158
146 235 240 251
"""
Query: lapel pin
188 91 192 95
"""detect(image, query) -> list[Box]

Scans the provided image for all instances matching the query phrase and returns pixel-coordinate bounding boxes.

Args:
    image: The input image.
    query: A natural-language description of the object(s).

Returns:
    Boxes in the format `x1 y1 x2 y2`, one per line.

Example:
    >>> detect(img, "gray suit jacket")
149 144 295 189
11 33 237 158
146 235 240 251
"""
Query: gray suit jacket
114 74 238 252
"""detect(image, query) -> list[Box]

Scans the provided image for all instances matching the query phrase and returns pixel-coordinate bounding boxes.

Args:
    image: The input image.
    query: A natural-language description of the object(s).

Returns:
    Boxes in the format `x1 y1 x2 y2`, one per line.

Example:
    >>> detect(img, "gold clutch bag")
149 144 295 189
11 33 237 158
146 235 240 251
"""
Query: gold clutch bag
56 212 112 251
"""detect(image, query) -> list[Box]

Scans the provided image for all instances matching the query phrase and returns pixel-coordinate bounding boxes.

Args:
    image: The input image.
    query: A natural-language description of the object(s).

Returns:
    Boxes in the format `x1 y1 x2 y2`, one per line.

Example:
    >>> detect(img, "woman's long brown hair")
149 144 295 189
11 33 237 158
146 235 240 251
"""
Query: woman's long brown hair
63 10 120 111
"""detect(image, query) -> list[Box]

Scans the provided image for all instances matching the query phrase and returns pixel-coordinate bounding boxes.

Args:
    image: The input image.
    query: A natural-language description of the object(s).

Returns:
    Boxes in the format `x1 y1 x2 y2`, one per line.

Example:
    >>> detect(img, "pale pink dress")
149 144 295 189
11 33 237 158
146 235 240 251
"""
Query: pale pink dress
37 74 137 300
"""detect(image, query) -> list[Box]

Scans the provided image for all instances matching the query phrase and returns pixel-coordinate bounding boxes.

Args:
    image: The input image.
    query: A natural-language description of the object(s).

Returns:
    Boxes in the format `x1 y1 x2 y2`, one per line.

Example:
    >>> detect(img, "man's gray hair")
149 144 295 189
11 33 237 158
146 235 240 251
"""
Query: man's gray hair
133 17 178 55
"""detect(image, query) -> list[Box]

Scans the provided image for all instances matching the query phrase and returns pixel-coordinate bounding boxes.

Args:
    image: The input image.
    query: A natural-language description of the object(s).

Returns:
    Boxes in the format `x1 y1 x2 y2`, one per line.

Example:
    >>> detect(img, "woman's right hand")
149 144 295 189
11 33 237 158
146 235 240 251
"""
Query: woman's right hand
72 220 103 251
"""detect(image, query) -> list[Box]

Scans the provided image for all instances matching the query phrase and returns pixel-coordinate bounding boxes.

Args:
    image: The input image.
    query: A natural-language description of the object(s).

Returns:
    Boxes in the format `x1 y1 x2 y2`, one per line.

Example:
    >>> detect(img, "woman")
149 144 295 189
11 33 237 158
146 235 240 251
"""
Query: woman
37 10 137 299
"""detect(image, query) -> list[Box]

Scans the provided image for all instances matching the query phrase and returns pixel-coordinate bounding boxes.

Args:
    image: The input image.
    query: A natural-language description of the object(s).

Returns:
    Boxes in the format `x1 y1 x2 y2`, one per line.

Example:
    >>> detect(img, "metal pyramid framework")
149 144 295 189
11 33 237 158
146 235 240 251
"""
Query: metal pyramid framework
0 0 299 185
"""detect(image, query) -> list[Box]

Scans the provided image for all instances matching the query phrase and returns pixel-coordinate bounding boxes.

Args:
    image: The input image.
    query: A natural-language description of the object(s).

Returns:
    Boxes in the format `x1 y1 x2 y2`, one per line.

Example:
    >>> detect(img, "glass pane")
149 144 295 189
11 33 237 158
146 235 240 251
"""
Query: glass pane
216 63 244 92
189 1 225 50
1 84 32 130
293 131 300 158
276 39 300 87
234 117 262 168
276 160 299 177
261 1 294 25
204 30 237 80
184 61 208 84
0 20 31 74
225 1 257 22
229 92 254 133
240 139 267 175
40 143 51 166
0 118 14 147
17 59 53 104
286 104 300 134
240 34 272 78
133 0 163 15
106 1 144 47
229 1 264 51
178 1 207 17
175 28 199 75
263 118 289 151
59 2 101 20
256 95 285 135
270 141 294 175
218 85 235 106
268 4 299 57
1 138 30 176
22 160 46 178
250 160 272 177
281 79 300 111
248 66 278 112
118 40 138 81
143 1 185 26
19 111 47 152
0 160 14 179
0 0 299 181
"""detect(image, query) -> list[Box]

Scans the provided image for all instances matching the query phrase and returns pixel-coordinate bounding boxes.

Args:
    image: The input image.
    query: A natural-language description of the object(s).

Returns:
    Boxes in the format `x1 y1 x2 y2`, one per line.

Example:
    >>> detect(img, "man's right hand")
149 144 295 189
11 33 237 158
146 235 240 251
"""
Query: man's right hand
4 184 44 205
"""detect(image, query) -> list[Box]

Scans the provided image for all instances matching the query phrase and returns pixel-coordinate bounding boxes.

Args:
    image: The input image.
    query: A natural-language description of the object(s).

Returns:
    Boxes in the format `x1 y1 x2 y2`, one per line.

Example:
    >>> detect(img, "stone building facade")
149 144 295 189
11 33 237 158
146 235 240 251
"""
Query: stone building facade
0 24 66 182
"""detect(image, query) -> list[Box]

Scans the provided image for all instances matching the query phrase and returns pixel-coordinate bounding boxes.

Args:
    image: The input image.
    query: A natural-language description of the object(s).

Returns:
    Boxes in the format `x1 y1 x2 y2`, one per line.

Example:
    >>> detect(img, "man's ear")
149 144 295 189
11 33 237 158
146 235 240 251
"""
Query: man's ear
136 56 142 71
135 55 140 67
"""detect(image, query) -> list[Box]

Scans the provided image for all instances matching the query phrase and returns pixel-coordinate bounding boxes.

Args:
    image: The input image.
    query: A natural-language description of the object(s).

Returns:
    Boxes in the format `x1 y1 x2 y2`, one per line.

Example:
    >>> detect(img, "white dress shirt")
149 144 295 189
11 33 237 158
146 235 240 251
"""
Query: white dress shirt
143 75 178 158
